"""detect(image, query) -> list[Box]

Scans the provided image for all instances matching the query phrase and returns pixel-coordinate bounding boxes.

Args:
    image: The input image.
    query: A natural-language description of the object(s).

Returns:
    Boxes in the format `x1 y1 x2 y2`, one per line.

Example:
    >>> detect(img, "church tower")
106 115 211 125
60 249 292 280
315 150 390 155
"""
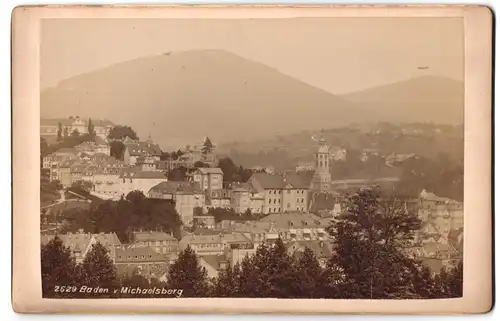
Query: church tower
310 131 332 192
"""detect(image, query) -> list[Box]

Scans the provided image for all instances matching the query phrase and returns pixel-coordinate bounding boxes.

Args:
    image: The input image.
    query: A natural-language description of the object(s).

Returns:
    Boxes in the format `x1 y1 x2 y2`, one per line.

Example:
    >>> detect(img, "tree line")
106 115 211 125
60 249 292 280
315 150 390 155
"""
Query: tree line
60 191 183 242
42 188 462 299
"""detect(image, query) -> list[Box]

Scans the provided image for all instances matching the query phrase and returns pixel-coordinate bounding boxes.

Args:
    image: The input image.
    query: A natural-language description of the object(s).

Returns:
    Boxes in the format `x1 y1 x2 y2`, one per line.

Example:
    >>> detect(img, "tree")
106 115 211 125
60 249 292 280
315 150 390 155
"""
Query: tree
41 236 80 298
120 270 151 298
294 247 324 298
81 242 119 297
194 161 209 168
109 140 125 160
167 246 210 297
71 129 80 138
107 125 139 141
201 137 214 154
57 122 63 142
237 253 259 297
87 117 96 140
327 188 422 299
167 166 188 181
63 126 69 138
212 263 240 297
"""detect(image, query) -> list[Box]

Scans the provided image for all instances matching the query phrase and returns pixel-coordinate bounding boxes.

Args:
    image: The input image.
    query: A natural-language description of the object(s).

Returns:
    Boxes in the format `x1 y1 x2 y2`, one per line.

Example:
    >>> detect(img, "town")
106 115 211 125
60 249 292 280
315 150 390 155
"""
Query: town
40 116 464 298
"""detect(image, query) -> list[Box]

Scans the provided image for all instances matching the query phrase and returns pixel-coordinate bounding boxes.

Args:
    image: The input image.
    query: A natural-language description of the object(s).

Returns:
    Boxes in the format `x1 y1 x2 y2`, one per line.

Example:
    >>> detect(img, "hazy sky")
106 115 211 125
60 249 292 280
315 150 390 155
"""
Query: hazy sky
41 17 463 95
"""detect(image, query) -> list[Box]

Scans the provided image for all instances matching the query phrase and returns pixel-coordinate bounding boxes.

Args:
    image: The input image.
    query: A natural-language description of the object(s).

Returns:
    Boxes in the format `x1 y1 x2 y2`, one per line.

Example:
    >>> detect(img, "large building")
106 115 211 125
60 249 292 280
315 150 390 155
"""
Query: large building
148 181 206 226
191 167 224 192
248 172 310 214
40 117 114 140
123 138 163 166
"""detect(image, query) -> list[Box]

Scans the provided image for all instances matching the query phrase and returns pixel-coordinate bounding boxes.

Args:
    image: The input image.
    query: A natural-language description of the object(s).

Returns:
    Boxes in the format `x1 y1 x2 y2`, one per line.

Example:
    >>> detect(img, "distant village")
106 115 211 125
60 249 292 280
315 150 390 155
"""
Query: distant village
40 116 464 282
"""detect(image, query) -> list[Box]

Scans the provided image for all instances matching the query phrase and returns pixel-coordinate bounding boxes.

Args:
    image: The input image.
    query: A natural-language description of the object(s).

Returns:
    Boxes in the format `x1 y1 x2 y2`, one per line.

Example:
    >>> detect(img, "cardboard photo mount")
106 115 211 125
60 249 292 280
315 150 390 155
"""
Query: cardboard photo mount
11 4 493 314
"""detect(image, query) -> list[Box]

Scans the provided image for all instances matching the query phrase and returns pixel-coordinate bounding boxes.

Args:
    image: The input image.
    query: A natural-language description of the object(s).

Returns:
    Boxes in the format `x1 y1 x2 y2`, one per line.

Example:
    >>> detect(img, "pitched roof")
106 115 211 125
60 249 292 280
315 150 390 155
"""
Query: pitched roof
284 172 312 189
196 167 224 175
199 254 228 271
132 231 177 243
94 232 122 246
259 212 328 229
149 181 203 195
221 233 251 244
41 233 93 253
125 141 162 156
251 173 286 189
180 234 223 245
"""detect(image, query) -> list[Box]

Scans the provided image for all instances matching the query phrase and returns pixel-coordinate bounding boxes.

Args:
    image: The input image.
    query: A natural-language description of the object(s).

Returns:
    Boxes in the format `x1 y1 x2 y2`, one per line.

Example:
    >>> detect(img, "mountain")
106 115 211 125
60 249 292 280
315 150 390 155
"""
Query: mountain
341 75 464 125
41 49 368 151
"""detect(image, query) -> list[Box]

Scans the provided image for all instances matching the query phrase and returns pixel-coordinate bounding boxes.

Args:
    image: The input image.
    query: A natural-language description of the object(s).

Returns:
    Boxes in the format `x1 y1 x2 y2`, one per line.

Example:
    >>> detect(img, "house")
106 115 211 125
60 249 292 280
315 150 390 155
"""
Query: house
179 234 225 255
41 231 121 264
199 254 230 279
231 183 252 214
258 212 330 241
75 136 111 156
129 231 179 254
114 245 170 280
92 167 125 199
249 172 310 214
123 140 162 165
148 181 205 226
118 168 168 198
191 167 224 192
206 189 232 209
418 190 464 237
40 117 114 141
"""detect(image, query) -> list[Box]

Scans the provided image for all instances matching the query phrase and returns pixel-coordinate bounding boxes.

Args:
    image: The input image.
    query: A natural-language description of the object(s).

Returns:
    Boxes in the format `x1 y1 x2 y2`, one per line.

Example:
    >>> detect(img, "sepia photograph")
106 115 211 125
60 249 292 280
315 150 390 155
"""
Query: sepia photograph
12 5 492 314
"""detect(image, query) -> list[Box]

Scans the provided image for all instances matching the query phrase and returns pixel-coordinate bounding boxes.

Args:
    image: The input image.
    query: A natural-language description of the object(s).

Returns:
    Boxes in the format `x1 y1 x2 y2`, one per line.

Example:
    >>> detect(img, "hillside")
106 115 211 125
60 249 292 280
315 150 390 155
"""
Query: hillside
341 75 464 125
41 49 368 150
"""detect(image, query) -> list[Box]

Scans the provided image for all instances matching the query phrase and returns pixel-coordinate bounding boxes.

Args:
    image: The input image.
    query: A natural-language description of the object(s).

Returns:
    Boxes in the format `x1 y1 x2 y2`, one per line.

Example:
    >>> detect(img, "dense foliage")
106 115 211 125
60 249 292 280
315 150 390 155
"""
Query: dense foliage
107 125 139 141
60 191 183 242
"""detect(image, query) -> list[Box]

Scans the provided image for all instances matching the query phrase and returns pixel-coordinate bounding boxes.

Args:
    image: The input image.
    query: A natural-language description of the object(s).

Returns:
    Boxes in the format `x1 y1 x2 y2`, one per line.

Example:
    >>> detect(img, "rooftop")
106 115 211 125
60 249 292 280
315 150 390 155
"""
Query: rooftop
149 181 203 195
132 231 177 243
125 141 162 156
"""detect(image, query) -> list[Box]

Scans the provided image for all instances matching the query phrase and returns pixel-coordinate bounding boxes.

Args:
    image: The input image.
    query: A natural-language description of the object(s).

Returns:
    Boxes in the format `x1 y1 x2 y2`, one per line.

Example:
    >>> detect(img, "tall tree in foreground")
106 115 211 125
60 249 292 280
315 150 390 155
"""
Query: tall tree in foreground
212 262 240 297
328 188 422 299
41 236 79 298
293 247 324 298
167 246 210 297
81 242 119 297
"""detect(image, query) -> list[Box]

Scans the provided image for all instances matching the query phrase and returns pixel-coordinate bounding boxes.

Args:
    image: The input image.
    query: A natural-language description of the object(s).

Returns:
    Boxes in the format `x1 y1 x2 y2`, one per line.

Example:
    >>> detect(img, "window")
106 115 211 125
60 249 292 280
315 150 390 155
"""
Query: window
274 199 276 204
269 199 272 204
287 203 291 208
287 190 291 194
297 198 300 203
